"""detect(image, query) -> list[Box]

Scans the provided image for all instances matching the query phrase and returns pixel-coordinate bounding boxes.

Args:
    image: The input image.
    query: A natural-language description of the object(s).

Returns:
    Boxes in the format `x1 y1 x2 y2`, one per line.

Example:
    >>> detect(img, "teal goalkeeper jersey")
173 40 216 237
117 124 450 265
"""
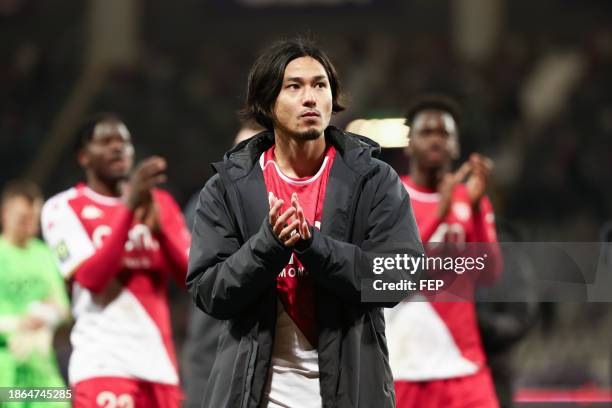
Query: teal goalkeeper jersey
0 236 70 407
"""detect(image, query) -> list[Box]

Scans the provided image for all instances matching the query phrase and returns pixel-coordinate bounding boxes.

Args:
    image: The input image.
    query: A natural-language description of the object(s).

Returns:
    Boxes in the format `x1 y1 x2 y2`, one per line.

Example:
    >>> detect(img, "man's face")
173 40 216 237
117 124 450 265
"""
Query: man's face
272 56 333 141
407 110 459 169
79 120 134 183
1 196 42 241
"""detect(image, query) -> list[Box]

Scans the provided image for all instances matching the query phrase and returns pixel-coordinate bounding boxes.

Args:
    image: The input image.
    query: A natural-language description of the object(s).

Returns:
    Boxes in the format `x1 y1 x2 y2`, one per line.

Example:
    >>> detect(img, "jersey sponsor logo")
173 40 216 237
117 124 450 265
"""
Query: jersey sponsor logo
278 265 310 278
91 224 160 252
92 225 112 248
81 205 104 220
125 224 160 251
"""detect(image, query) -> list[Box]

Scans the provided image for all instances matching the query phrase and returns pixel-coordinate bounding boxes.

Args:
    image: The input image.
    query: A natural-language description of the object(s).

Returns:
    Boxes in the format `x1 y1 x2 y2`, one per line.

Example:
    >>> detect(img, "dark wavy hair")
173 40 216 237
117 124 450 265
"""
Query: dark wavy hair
239 38 346 130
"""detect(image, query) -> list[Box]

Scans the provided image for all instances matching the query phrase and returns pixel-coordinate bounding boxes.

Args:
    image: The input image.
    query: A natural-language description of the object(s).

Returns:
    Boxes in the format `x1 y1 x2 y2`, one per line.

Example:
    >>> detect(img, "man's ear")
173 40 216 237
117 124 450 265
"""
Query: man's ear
449 134 460 160
77 149 89 168
403 131 413 159
403 145 412 160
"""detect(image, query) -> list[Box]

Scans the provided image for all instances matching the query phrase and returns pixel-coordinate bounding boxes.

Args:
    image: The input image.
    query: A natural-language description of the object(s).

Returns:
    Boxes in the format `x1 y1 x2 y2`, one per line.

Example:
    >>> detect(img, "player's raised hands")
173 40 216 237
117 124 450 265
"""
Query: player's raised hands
126 156 167 210
437 161 471 218
269 192 301 247
465 153 493 210
291 193 312 240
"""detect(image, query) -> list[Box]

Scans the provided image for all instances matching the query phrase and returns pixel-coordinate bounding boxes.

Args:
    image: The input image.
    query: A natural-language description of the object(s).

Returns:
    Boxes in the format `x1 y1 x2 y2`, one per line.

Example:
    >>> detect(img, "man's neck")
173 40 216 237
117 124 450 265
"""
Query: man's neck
409 163 448 191
273 131 327 178
86 174 122 197
2 232 28 248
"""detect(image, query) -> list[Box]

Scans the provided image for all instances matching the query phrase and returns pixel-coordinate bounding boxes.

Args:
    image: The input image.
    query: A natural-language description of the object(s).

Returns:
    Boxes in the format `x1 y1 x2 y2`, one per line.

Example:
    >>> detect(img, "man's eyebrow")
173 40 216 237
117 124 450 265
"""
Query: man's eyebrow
284 75 328 82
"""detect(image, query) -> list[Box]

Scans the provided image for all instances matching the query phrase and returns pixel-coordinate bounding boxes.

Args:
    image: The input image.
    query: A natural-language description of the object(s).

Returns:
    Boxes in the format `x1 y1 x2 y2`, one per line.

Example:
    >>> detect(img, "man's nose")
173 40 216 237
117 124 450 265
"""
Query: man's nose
302 87 316 107
109 138 126 152
429 132 447 145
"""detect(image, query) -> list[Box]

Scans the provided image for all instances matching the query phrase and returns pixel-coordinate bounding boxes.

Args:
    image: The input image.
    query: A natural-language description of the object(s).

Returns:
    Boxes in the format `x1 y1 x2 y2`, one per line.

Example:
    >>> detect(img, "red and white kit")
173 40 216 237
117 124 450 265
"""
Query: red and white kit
41 184 190 407
387 175 500 408
260 145 335 408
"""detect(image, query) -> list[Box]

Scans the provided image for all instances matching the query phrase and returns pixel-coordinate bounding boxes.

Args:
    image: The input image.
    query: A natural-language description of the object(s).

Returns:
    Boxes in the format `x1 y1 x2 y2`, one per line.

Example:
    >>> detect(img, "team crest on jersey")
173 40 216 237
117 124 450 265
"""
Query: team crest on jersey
54 240 71 263
81 205 104 220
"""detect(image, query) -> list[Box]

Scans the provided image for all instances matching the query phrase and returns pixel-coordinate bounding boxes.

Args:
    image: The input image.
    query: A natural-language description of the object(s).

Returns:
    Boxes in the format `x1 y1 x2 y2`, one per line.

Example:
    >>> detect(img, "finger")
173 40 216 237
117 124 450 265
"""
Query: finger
481 156 494 173
134 207 145 220
279 220 300 241
301 221 311 240
292 192 302 208
141 174 167 193
469 152 480 161
284 231 301 247
284 234 302 247
276 206 296 227
453 161 472 183
296 205 306 226
470 154 494 174
146 155 167 170
138 157 167 179
269 198 284 225
274 207 296 235
149 174 167 187
470 160 491 181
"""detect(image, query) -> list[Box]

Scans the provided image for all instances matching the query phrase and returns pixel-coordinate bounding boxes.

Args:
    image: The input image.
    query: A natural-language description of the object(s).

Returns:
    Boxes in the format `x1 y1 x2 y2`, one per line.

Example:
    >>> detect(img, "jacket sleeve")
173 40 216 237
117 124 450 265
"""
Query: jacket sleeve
295 164 424 307
186 175 292 319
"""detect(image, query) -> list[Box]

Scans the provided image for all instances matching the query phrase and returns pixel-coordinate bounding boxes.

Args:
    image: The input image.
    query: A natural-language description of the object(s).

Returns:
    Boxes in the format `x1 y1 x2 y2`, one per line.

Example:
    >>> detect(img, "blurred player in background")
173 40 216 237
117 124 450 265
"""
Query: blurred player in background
0 180 70 408
41 113 191 408
386 95 501 407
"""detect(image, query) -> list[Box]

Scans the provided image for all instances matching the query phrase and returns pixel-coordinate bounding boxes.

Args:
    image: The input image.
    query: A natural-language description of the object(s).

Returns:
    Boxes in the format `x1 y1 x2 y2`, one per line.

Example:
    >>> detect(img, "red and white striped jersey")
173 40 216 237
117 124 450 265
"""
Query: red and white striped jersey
41 183 190 386
386 175 499 381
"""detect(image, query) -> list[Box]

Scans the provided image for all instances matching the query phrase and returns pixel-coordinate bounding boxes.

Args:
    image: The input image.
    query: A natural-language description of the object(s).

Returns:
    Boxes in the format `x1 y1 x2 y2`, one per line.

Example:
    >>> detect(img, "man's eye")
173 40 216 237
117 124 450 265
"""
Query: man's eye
287 84 299 89
316 82 327 88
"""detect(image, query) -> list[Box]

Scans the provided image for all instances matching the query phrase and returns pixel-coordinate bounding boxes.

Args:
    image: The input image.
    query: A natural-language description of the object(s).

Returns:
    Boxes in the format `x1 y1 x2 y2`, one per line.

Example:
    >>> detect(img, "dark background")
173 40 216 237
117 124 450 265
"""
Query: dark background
2 0 612 404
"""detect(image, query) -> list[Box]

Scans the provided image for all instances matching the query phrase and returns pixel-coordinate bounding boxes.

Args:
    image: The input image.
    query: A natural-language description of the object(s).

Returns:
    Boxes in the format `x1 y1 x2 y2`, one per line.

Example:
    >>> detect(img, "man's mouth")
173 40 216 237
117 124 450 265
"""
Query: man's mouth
301 111 320 118
109 156 129 167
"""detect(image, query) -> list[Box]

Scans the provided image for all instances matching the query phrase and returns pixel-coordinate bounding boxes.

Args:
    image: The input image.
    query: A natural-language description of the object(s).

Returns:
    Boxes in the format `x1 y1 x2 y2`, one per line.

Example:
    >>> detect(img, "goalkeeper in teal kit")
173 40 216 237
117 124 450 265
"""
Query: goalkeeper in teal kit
0 180 70 408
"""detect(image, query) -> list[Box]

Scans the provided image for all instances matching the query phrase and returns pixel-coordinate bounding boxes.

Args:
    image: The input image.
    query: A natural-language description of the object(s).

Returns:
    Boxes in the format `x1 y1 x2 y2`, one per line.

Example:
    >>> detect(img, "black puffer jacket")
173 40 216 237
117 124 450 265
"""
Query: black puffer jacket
187 126 423 408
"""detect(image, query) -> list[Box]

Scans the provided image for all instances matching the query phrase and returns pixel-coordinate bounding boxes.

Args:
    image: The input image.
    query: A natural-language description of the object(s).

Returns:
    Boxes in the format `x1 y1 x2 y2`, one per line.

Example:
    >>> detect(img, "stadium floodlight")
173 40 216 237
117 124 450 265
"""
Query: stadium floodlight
345 118 409 148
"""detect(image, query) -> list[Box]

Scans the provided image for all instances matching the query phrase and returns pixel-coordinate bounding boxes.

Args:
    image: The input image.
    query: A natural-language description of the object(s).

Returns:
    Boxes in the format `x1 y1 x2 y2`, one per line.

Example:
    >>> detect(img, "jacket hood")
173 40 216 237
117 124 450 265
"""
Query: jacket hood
215 126 381 181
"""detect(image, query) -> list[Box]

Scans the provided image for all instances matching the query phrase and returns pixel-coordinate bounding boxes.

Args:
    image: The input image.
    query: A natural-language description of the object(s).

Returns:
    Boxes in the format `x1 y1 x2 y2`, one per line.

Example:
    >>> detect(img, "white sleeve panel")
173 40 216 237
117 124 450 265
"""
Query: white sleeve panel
41 190 95 278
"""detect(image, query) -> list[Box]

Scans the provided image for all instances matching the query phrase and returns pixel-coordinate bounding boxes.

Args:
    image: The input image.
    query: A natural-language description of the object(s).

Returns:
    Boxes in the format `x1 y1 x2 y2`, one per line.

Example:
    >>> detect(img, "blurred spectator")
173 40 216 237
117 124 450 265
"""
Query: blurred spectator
0 179 70 407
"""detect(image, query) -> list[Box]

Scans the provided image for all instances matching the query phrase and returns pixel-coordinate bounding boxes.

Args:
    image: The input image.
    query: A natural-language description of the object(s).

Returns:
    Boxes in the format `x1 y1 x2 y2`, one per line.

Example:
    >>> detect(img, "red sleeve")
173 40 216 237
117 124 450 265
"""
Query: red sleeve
473 195 502 285
418 215 444 243
473 195 498 243
73 206 134 293
154 190 191 287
